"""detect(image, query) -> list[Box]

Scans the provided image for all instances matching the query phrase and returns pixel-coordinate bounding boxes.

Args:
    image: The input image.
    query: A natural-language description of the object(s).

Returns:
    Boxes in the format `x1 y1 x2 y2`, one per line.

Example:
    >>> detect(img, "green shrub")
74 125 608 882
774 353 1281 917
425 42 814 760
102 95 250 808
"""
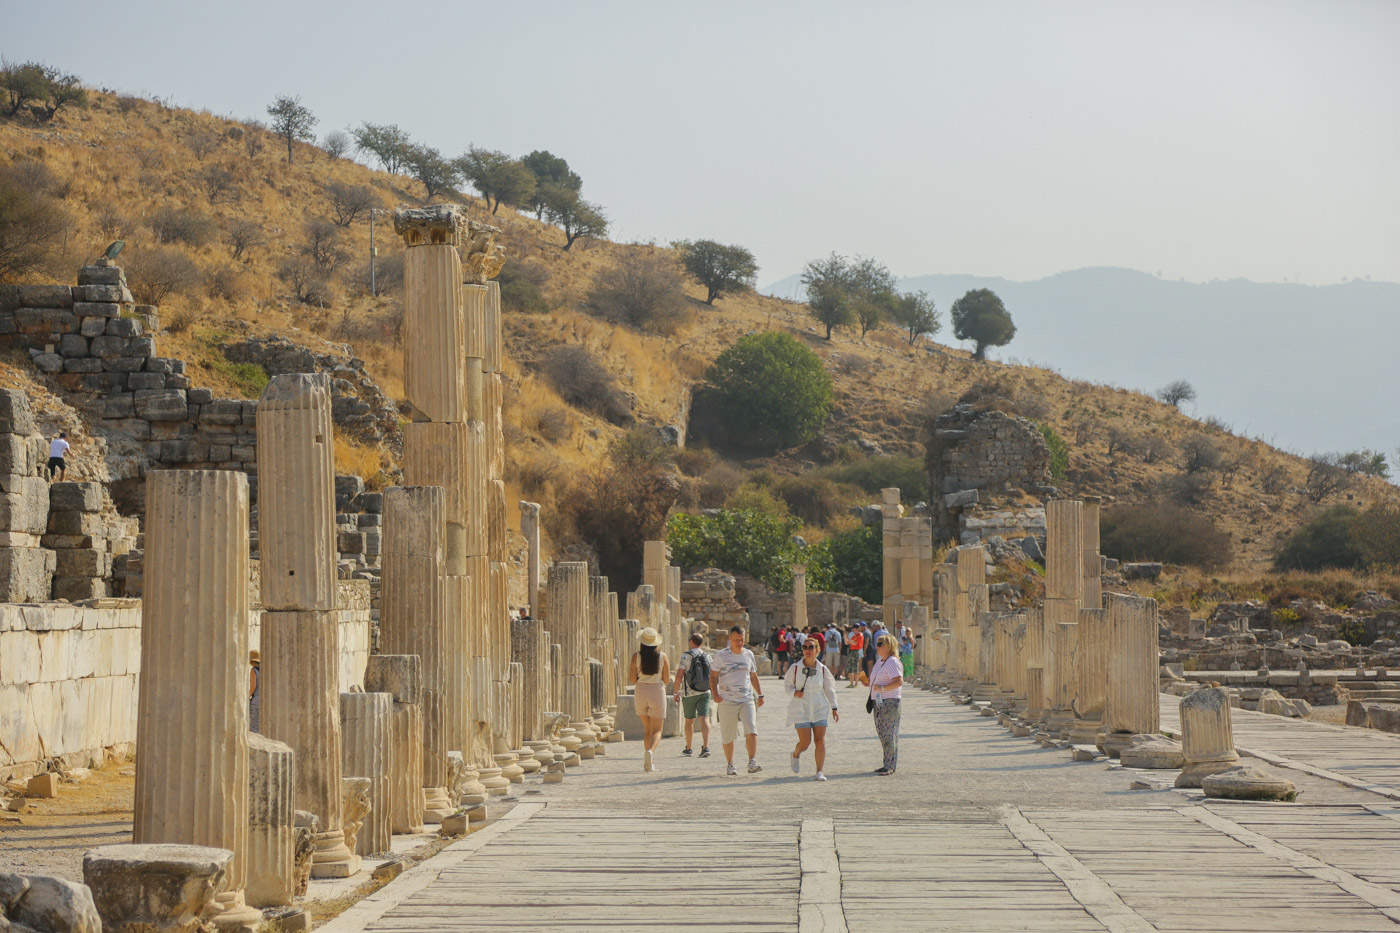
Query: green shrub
816 455 929 503
691 331 832 452
814 523 882 604
1273 506 1363 571
772 475 846 527
1338 617 1369 647
497 261 550 313
1100 502 1232 570
667 509 807 590
1037 423 1069 480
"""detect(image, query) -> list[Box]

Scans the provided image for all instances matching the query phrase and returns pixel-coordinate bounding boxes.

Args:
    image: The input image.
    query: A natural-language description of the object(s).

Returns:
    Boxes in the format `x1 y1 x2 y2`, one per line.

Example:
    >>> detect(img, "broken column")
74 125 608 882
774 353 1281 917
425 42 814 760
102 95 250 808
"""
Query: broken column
549 562 591 724
255 373 355 880
1081 496 1102 611
1100 593 1161 756
134 469 261 928
85 844 229 933
366 655 427 835
1023 607 1046 723
378 485 452 823
954 546 985 686
521 500 541 616
1042 500 1083 734
247 733 296 908
792 564 808 633
1175 686 1242 788
1068 607 1107 745
340 691 393 857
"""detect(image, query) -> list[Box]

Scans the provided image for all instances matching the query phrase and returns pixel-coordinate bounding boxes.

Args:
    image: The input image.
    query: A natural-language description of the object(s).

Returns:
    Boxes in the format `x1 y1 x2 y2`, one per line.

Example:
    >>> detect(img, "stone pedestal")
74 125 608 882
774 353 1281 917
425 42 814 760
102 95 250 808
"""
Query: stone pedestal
366 655 427 835
135 470 261 928
1100 594 1160 757
247 733 296 908
85 843 231 933
1175 687 1241 788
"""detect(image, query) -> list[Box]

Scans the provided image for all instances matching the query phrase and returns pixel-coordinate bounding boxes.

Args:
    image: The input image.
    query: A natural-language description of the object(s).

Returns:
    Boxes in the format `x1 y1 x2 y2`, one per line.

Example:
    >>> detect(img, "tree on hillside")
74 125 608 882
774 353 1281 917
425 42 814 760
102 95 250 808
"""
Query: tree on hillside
1304 453 1357 503
404 144 459 201
266 95 317 164
586 253 689 335
697 331 833 451
800 253 898 339
950 288 1015 360
673 239 758 305
1156 379 1196 409
352 122 412 174
521 150 582 219
888 290 939 345
322 130 351 159
0 61 86 121
326 182 379 227
542 187 608 250
456 147 536 214
0 162 71 282
1339 448 1390 479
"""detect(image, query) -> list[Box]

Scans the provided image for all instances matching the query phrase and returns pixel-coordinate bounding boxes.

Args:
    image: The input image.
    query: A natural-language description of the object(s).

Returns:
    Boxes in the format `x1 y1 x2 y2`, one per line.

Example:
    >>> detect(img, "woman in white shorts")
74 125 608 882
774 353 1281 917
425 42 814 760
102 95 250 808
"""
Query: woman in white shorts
785 638 839 781
629 627 670 773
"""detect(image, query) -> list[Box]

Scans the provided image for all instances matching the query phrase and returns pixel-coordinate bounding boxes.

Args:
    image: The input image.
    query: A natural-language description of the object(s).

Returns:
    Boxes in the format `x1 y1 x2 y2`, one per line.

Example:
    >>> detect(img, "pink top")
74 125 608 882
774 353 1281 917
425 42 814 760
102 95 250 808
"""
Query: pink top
870 656 903 700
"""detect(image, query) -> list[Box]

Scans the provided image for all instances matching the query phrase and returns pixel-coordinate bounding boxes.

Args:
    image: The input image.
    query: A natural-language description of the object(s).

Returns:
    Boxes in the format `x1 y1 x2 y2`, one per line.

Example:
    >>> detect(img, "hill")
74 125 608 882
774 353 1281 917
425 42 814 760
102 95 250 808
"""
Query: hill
2 85 1398 588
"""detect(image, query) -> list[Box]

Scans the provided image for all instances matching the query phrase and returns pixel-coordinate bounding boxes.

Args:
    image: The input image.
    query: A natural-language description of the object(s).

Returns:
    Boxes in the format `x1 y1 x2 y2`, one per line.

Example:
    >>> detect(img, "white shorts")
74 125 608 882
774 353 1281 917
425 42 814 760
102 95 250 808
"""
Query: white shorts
718 699 758 745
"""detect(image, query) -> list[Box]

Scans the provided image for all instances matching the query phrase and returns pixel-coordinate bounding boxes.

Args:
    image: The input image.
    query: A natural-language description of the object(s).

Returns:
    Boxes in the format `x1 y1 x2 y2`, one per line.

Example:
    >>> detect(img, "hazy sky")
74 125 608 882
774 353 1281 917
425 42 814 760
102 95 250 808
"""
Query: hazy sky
7 1 1399 286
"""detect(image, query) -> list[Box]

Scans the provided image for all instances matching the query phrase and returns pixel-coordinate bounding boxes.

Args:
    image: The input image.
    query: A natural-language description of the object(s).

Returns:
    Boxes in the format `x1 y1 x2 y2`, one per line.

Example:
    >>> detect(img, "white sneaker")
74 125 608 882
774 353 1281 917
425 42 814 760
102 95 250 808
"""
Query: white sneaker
748 759 762 774
814 772 827 782
644 750 653 772
790 754 800 774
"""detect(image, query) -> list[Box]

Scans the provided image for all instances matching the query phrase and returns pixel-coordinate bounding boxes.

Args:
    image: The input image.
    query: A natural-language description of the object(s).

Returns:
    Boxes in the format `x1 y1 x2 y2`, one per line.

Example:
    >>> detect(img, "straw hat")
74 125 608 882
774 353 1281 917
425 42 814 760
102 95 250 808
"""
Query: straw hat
639 627 661 647
249 649 260 664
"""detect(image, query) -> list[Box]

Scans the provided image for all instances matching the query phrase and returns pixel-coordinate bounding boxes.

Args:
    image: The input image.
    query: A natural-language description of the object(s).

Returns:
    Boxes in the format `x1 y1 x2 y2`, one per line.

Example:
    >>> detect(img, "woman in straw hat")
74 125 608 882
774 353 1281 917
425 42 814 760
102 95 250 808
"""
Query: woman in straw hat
629 627 671 772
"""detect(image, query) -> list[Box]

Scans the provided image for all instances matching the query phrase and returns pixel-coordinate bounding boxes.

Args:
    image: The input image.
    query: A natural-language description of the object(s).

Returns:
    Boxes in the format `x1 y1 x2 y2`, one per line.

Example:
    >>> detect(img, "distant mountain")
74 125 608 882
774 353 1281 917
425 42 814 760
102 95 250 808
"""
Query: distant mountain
762 267 1400 460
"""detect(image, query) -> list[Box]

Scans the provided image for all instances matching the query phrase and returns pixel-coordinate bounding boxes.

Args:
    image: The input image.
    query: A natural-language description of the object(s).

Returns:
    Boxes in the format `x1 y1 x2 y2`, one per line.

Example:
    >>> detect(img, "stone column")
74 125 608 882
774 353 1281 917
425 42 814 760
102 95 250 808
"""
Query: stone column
548 562 591 721
247 733 295 908
135 470 262 928
512 617 551 766
1068 607 1108 745
340 691 392 857
1100 593 1160 756
520 501 541 616
1023 607 1046 720
616 618 640 700
397 206 467 424
1175 686 1241 788
256 373 355 880
792 565 808 633
366 655 427 835
548 641 563 715
379 486 450 821
1046 620 1078 736
1081 496 1102 611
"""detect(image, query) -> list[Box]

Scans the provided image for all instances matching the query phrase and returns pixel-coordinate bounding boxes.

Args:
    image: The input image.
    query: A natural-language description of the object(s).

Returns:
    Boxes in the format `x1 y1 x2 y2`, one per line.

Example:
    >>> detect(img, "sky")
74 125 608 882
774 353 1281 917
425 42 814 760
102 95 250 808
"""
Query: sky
7 0 1400 289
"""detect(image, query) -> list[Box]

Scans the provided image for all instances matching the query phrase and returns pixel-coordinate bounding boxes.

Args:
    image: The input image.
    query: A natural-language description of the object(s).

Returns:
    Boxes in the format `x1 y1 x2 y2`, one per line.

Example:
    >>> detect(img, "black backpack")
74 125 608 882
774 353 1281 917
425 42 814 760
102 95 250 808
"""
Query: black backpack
685 649 712 693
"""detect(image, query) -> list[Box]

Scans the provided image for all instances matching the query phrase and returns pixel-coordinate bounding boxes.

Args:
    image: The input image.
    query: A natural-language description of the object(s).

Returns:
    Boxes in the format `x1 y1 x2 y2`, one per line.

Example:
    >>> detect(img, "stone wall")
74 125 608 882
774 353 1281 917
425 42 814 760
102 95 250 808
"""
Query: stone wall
729 571 880 644
927 405 1053 544
679 569 750 633
0 601 142 781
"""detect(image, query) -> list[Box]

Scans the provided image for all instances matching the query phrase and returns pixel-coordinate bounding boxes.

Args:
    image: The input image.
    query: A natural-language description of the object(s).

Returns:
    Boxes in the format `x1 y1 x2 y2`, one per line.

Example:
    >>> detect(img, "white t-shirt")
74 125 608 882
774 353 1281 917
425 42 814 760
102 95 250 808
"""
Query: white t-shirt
49 439 70 459
711 647 756 703
824 627 840 651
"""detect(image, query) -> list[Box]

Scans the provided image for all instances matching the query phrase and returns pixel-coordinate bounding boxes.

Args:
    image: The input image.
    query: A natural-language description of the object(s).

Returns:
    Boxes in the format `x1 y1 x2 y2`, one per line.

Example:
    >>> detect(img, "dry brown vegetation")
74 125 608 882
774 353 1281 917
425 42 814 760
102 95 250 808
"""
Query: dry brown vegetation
3 88 1398 592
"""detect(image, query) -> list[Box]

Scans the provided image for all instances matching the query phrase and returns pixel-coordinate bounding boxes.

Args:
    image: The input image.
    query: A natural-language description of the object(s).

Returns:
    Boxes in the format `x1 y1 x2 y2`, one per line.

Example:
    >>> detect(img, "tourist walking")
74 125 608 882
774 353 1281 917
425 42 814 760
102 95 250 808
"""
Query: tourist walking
823 621 841 675
862 622 882 682
845 624 864 686
629 627 670 773
868 634 904 775
673 632 712 758
768 625 785 677
710 625 765 775
46 432 70 482
900 624 915 677
786 638 839 781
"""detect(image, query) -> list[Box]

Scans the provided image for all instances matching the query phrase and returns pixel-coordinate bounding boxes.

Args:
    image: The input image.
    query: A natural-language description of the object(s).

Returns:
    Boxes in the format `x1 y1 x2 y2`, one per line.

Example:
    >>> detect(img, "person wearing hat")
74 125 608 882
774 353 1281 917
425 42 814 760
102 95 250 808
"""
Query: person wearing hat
248 649 261 734
629 627 671 773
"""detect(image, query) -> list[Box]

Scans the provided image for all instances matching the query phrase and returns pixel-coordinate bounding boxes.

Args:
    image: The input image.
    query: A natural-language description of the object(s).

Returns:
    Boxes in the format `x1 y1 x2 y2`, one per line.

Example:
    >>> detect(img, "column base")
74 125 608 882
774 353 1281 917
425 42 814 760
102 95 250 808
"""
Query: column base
212 890 263 932
526 740 554 766
1175 754 1242 788
478 766 510 796
423 786 455 822
495 752 525 783
309 830 358 878
512 748 541 773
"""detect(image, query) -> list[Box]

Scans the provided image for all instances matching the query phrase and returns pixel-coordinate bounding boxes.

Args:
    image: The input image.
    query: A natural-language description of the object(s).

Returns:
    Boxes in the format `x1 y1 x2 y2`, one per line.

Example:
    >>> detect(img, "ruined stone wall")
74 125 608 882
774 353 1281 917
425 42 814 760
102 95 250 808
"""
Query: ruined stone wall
927 405 1053 545
729 571 880 644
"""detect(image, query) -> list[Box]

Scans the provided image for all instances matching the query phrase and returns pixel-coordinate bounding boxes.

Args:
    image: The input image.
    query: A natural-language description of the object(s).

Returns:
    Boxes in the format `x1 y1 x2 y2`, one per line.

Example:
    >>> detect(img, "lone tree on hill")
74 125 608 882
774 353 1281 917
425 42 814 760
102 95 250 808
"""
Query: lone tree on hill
267 95 317 164
0 61 86 122
1156 379 1196 409
456 147 537 215
698 331 833 451
543 188 608 250
888 290 940 345
405 144 459 201
800 253 898 339
352 122 412 174
950 288 1015 360
521 150 582 219
673 239 758 305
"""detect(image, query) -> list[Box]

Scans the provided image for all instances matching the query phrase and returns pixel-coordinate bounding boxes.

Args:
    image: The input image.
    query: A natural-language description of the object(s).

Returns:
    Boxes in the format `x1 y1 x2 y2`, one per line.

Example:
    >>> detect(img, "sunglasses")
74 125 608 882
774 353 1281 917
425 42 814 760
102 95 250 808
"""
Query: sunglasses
802 644 820 650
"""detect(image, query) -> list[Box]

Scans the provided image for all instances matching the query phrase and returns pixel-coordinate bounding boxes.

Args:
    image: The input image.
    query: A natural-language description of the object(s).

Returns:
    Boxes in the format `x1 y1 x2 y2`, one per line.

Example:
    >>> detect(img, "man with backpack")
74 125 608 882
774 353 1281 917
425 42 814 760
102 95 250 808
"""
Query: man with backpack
673 632 712 758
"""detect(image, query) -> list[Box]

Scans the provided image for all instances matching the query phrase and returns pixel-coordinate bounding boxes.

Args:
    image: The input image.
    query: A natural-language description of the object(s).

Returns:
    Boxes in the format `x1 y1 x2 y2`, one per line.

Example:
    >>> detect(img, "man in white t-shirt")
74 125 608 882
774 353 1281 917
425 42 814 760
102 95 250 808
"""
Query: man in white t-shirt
709 625 765 776
47 432 71 481
823 623 841 673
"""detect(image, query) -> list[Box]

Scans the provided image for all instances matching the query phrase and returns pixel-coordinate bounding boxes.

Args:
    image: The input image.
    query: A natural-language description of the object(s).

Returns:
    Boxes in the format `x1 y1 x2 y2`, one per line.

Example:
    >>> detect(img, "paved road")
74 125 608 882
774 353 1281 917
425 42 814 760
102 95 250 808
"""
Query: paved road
323 688 1400 933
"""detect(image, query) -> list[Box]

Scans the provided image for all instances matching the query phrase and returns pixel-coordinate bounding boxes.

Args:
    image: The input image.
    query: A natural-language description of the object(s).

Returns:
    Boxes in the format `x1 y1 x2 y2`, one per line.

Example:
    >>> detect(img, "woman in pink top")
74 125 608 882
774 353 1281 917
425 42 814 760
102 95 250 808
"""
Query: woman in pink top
869 634 904 775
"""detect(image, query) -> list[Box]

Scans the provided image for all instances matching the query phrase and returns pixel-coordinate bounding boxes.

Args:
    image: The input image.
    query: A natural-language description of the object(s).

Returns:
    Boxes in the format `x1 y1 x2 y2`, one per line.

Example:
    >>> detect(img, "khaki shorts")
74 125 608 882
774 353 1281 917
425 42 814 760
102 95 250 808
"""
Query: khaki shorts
717 699 757 745
634 683 666 719
681 692 711 719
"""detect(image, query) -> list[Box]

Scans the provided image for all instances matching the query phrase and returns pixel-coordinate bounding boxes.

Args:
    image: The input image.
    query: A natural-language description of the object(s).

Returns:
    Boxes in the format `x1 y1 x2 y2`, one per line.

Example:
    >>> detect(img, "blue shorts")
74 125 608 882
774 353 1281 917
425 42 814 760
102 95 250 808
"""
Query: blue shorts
794 720 829 730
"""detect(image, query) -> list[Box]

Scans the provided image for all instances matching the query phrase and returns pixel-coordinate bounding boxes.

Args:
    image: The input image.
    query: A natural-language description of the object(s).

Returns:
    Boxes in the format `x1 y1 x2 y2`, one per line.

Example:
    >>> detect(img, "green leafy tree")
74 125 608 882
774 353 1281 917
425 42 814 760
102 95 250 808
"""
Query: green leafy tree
673 239 758 305
351 122 412 173
521 150 581 219
817 524 883 604
266 95 317 164
541 186 608 250
667 509 808 590
1339 449 1390 479
800 253 897 339
455 147 537 215
0 62 86 121
1274 506 1364 571
1037 423 1069 480
404 144 459 201
699 331 832 451
888 290 940 345
950 288 1016 360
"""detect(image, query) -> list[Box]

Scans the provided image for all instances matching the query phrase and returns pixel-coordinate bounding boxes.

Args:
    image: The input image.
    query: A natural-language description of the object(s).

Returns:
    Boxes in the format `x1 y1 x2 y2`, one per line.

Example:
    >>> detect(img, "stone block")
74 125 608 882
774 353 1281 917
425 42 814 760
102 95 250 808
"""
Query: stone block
134 389 188 421
0 390 34 435
103 394 135 418
81 373 127 393
88 335 127 358
77 265 125 286
127 336 155 358
126 372 166 390
0 545 55 601
201 399 244 425
63 357 102 374
145 357 178 374
187 387 213 404
55 549 110 577
48 482 102 513
167 373 191 390
17 284 73 308
78 284 128 303
52 576 107 601
102 356 148 373
59 334 88 357
0 481 49 535
104 317 142 338
33 352 64 374
84 844 232 933
28 771 60 797
78 317 107 337
0 630 40 684
3 873 101 933
47 511 105 536
337 531 365 554
0 436 35 477
71 301 119 318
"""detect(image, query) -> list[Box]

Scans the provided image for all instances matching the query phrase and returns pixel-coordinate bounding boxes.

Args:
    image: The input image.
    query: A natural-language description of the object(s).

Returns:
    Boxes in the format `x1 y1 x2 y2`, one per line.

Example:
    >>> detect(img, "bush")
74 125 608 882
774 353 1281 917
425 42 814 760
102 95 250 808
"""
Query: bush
692 331 832 453
1181 435 1223 474
326 181 378 227
1273 506 1364 571
569 434 681 591
0 162 70 282
125 247 202 304
816 523 882 604
539 345 632 425
277 256 335 305
1353 502 1400 568
1100 502 1232 569
496 261 550 313
771 475 846 527
667 508 808 590
816 455 929 502
585 252 689 334
1037 423 1069 480
149 205 215 247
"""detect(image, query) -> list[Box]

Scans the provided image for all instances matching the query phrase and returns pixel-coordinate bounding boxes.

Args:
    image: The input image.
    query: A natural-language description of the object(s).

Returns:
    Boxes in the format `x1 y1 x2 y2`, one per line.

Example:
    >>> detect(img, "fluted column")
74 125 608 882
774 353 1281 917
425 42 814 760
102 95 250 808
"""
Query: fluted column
1081 496 1102 610
548 561 591 725
341 692 392 856
616 618 640 699
521 501 541 616
955 546 985 682
378 486 450 822
403 422 474 571
512 618 547 741
1101 593 1161 756
135 470 261 927
792 565 808 633
1045 499 1083 601
403 240 466 423
247 733 295 908
1023 607 1046 719
484 279 504 374
1074 607 1108 719
366 655 426 835
1175 686 1241 787
966 583 989 685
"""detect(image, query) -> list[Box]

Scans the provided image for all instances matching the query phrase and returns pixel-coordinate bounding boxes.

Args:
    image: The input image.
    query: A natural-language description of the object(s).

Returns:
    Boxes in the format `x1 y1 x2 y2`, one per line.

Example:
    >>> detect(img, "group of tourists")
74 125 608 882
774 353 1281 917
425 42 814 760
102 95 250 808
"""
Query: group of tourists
767 619 915 687
629 624 905 779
